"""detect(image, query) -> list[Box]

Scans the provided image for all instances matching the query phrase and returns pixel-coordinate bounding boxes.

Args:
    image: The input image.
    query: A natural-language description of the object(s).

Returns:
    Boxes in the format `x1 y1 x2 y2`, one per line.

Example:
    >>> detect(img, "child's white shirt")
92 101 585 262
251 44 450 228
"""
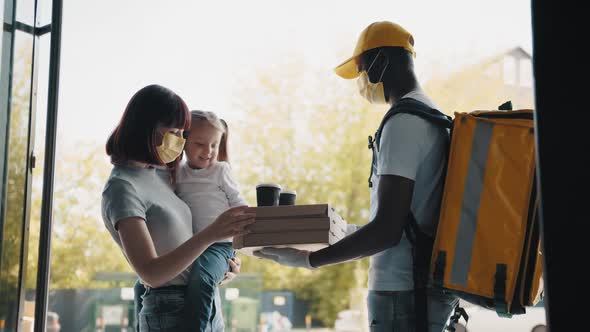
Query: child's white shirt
175 161 248 242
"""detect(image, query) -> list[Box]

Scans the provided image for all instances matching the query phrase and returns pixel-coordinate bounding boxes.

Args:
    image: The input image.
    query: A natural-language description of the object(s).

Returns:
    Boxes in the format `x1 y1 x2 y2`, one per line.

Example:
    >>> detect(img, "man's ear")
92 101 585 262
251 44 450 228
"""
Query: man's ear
374 51 389 72
367 52 389 83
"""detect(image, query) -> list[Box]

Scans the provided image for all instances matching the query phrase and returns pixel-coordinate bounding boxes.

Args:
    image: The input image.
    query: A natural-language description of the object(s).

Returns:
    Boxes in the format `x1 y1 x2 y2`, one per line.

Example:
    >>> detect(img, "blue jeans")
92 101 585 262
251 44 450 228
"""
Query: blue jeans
134 283 226 332
185 242 235 332
367 288 458 332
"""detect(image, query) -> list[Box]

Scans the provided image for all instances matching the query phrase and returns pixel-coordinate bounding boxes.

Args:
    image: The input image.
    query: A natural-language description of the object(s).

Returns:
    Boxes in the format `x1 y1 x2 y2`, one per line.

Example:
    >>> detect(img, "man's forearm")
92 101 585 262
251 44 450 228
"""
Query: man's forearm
309 175 413 268
308 220 398 267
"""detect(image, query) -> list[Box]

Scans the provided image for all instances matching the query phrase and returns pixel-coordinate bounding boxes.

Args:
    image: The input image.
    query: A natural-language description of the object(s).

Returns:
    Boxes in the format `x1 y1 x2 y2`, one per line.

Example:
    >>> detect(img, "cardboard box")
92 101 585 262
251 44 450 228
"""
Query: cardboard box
254 203 341 218
248 217 334 232
253 204 345 229
233 204 347 256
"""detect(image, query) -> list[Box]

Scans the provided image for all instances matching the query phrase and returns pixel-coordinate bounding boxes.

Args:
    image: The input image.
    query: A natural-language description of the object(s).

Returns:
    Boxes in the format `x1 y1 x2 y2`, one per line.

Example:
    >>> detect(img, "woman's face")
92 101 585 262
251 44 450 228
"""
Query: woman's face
184 121 223 169
155 127 184 146
153 126 185 164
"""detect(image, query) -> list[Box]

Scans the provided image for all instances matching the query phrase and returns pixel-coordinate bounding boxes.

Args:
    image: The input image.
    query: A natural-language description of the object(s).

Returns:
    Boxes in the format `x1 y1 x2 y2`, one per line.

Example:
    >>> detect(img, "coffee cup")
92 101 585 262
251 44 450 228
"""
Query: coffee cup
256 183 282 206
279 189 297 206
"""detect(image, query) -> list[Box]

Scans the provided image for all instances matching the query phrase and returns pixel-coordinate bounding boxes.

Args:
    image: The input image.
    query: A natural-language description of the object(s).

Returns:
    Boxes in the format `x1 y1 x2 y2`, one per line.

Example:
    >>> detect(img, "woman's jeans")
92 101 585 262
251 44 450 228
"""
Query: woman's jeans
134 282 225 332
367 288 459 332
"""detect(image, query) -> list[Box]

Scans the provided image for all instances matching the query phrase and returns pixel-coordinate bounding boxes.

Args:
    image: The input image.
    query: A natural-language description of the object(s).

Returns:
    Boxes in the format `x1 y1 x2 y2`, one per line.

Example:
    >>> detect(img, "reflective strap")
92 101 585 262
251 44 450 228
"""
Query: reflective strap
450 121 495 286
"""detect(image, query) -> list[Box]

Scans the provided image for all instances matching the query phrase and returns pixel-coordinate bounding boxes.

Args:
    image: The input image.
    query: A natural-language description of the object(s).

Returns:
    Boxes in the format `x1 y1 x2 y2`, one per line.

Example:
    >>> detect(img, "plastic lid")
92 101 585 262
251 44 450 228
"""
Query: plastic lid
256 183 282 189
280 189 297 195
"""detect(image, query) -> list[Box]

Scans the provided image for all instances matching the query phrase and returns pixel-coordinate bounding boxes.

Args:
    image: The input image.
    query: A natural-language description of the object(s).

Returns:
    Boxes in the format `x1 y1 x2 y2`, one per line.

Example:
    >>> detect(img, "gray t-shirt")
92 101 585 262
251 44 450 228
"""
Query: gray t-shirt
368 89 449 291
101 164 193 286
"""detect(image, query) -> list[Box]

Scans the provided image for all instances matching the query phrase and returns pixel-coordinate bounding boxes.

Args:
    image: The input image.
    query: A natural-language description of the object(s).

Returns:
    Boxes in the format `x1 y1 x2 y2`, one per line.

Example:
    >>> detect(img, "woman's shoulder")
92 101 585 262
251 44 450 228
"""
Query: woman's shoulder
103 174 135 196
103 166 146 197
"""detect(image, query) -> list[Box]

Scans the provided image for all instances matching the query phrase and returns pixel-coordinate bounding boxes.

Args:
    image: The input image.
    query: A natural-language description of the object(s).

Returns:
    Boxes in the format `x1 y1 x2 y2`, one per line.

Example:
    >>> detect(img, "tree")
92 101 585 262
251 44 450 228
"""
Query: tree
26 143 133 290
229 58 386 325
0 45 35 329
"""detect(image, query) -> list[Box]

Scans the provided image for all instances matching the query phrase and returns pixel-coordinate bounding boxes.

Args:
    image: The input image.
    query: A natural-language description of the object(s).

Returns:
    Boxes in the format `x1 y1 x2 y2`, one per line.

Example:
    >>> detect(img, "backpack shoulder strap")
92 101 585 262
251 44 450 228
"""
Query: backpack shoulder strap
367 97 453 187
374 97 453 148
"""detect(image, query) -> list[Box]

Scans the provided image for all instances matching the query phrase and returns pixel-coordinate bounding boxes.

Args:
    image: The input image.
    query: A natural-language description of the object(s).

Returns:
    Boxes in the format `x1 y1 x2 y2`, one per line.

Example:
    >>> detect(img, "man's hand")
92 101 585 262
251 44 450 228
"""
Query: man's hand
253 247 315 269
219 256 241 286
345 223 360 236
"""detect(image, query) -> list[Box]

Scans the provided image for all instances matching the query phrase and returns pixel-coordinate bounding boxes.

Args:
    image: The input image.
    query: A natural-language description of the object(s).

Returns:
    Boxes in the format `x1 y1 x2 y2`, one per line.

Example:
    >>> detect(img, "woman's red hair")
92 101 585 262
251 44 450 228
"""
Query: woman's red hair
106 84 190 179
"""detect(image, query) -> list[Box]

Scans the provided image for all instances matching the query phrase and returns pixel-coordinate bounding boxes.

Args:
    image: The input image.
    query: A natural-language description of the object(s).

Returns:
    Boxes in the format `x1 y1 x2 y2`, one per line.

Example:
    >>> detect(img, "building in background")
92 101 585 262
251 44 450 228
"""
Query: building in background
425 47 534 113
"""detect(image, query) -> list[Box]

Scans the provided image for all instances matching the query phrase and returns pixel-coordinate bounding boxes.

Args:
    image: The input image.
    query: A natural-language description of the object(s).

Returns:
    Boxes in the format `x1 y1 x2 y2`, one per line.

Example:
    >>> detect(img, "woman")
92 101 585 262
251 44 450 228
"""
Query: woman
101 84 254 331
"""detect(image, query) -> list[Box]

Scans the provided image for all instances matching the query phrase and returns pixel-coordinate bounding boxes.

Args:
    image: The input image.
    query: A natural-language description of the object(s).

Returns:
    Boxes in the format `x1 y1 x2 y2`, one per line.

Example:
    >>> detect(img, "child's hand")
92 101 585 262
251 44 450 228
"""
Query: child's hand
220 257 241 286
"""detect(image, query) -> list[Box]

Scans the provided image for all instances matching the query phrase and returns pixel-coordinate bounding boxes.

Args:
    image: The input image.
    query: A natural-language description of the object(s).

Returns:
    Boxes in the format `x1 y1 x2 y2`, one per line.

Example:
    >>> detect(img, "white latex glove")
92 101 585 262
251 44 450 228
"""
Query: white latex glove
346 223 360 236
253 247 315 269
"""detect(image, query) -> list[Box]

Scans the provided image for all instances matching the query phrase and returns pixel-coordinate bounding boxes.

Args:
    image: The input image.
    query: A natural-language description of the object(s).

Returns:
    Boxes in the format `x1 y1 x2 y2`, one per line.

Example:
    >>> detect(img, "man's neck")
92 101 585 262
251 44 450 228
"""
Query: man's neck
388 82 420 106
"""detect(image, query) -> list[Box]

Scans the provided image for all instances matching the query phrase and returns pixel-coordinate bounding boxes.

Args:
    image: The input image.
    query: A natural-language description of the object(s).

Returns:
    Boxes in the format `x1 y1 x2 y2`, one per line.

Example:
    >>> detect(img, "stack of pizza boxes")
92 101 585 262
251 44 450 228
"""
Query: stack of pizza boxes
233 204 347 256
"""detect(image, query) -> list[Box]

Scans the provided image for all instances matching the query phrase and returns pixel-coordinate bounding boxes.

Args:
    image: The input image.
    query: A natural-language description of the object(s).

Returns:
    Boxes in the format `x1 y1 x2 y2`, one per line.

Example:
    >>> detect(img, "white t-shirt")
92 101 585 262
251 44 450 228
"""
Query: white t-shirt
175 161 248 242
368 88 449 291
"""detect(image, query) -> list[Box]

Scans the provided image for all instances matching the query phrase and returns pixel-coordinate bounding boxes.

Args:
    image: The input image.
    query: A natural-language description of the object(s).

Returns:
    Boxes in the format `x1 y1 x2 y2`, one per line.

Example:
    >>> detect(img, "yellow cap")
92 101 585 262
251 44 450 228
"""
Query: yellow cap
335 21 415 79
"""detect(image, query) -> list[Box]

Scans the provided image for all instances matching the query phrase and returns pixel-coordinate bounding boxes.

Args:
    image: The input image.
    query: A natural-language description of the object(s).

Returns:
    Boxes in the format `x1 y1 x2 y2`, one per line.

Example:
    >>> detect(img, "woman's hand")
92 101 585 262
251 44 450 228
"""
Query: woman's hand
219 256 241 286
201 205 255 243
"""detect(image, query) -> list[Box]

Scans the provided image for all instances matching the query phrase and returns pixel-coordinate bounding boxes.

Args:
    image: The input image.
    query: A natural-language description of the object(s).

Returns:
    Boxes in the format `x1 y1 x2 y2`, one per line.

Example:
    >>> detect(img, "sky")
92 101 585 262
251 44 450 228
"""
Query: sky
28 0 533 145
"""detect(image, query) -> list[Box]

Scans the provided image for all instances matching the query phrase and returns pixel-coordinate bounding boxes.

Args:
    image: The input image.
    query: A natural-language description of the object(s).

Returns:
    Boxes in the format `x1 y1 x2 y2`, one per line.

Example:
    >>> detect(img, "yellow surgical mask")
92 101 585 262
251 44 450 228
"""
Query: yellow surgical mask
156 132 185 164
357 51 389 104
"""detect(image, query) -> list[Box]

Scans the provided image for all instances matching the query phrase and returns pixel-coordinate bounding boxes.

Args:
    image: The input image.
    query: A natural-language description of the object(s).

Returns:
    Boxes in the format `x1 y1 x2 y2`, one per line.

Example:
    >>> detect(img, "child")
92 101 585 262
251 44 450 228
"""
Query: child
176 110 248 331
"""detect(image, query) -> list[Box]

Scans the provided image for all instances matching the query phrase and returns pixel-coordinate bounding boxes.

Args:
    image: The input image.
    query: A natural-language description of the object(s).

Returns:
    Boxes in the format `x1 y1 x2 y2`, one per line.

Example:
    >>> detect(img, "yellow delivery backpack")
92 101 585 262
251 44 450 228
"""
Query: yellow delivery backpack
430 104 544 319
369 99 543 331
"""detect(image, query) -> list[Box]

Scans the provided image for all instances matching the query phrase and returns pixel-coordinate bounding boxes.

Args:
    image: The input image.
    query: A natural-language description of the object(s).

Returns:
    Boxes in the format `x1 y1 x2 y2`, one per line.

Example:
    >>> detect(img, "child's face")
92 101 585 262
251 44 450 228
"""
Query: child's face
184 121 223 169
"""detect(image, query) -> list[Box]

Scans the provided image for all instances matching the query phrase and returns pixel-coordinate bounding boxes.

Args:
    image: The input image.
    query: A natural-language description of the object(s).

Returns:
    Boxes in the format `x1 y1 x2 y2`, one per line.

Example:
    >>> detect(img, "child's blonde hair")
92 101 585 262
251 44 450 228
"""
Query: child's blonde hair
188 110 229 162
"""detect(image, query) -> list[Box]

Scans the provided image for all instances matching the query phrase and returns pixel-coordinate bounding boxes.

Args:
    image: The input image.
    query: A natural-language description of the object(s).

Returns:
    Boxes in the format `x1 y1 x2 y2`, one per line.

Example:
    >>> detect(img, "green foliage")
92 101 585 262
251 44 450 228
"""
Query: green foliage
0 45 34 322
26 145 133 290
230 60 383 325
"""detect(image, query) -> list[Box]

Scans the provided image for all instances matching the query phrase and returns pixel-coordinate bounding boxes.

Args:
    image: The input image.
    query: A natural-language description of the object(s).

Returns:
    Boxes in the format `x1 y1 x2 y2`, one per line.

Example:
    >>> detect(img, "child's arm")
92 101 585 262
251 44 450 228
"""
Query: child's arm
218 162 248 207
